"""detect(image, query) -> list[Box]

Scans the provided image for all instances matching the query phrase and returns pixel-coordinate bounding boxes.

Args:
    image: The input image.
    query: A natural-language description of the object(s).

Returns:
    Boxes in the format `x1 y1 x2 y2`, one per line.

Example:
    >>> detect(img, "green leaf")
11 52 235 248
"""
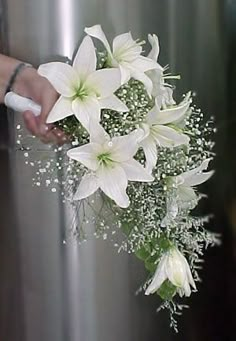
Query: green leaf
144 259 157 273
158 238 172 250
157 280 177 300
135 246 150 261
121 222 133 235
135 236 172 273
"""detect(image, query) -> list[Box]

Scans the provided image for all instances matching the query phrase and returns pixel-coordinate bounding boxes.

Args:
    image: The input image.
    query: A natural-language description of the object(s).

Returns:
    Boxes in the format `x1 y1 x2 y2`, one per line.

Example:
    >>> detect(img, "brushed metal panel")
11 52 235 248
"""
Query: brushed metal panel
4 0 227 340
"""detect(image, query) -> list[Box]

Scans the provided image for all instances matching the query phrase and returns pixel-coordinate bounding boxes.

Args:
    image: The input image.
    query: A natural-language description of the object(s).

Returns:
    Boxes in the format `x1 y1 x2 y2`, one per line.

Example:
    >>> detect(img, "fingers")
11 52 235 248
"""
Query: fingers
23 111 41 136
49 126 70 145
39 85 59 125
23 110 69 145
19 71 69 145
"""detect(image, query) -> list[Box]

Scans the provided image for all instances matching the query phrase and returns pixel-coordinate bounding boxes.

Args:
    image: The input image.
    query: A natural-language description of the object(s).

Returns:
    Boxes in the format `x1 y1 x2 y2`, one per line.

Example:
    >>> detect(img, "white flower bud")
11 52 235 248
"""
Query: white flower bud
145 247 196 297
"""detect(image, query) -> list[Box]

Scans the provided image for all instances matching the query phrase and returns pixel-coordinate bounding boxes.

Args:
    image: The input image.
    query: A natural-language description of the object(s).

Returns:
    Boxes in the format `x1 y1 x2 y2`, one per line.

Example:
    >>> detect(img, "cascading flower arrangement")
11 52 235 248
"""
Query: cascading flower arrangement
18 25 219 331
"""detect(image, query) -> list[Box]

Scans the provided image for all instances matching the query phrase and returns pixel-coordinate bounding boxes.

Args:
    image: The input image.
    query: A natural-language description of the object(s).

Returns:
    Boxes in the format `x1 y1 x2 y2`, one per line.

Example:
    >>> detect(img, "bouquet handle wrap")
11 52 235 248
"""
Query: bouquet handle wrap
4 91 41 116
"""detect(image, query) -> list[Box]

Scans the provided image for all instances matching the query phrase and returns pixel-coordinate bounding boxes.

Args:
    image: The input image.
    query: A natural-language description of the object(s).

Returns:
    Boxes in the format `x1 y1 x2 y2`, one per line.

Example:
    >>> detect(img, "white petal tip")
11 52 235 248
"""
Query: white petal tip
46 117 54 124
149 175 155 182
85 24 101 33
73 195 81 201
145 167 154 175
119 201 130 209
121 104 129 112
145 288 155 295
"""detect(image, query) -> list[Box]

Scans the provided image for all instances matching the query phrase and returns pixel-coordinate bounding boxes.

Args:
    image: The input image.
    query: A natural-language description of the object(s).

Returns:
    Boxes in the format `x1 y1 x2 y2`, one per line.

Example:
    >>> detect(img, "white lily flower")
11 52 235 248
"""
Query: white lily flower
145 247 196 297
173 158 214 206
38 35 128 130
147 34 176 107
67 123 154 208
139 94 191 173
84 25 159 95
161 159 214 226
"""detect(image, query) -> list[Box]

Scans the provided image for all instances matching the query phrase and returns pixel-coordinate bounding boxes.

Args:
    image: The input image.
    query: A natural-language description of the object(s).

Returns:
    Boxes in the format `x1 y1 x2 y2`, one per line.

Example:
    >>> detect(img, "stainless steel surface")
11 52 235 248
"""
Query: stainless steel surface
1 0 227 340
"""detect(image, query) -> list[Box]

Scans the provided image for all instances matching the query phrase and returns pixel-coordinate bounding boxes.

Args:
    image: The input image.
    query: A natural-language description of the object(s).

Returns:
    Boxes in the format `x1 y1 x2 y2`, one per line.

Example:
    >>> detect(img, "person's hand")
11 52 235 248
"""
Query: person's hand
12 66 68 145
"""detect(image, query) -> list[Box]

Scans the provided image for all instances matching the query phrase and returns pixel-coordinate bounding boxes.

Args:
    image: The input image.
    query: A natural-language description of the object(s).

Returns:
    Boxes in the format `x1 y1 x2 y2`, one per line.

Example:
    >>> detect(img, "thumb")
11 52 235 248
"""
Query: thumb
39 88 59 125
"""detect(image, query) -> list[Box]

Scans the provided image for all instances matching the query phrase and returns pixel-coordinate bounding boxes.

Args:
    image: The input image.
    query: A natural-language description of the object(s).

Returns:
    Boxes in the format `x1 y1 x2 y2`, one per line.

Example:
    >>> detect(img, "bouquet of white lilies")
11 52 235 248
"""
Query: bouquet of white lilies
18 25 219 331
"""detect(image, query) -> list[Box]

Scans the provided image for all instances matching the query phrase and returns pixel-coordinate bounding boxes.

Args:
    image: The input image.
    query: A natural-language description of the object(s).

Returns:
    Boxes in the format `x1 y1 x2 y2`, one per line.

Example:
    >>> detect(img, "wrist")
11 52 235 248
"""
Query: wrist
11 64 36 97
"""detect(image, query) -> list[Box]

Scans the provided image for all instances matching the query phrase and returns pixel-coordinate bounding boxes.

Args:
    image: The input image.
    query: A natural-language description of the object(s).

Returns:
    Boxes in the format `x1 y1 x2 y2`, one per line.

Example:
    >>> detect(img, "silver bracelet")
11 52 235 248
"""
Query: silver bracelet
5 62 32 95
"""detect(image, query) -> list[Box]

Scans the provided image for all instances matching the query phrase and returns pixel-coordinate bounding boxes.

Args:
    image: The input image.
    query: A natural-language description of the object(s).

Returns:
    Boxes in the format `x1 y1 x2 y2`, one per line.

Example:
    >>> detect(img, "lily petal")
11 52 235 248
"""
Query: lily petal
86 68 121 98
166 250 187 288
130 126 149 143
160 87 176 109
113 32 142 62
130 56 159 72
181 280 191 297
122 159 154 182
46 96 73 123
145 256 167 295
181 158 212 183
183 256 196 290
119 64 131 84
38 62 77 97
89 121 108 144
97 164 129 208
85 25 112 57
73 36 96 78
146 107 160 125
74 173 99 200
99 94 128 112
127 65 153 96
140 135 158 173
148 34 160 61
72 96 100 131
67 143 100 171
152 125 190 147
137 123 151 141
110 134 139 162
147 68 164 99
152 100 191 125
183 171 214 187
178 186 196 202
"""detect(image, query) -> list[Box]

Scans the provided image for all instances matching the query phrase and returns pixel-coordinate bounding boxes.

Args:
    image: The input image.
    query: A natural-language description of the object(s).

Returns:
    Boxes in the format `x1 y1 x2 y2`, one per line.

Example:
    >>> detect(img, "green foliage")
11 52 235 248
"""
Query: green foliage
157 280 177 300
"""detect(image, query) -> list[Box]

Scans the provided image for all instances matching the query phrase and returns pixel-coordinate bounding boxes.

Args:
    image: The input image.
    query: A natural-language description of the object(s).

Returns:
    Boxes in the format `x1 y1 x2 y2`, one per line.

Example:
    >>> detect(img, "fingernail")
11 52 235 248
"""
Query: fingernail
39 124 49 136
